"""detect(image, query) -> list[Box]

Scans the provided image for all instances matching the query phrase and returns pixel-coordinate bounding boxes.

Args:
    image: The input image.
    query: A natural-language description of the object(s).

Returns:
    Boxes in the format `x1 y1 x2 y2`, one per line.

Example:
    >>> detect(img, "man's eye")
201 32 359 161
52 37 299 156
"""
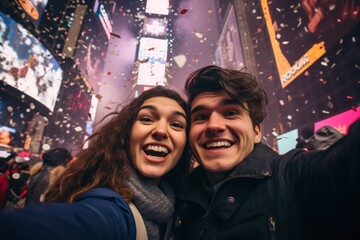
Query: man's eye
192 114 208 122
224 110 238 116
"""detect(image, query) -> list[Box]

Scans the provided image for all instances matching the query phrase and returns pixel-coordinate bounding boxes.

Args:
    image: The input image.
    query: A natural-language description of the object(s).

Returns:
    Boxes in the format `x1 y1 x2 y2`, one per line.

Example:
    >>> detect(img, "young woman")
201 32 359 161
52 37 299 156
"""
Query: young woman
0 86 191 240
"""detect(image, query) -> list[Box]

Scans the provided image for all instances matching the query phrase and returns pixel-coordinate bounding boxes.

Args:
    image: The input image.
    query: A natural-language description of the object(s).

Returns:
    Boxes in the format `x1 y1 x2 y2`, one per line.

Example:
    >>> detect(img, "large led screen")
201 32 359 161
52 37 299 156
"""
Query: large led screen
73 11 109 95
143 18 168 38
137 37 168 86
0 12 63 112
93 0 114 39
145 0 169 15
261 0 360 88
216 4 245 70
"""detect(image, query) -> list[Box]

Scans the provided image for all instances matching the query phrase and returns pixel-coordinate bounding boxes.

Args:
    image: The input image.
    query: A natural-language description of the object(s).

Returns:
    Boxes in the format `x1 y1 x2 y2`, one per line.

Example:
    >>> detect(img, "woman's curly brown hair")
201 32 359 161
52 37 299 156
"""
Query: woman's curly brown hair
45 86 191 203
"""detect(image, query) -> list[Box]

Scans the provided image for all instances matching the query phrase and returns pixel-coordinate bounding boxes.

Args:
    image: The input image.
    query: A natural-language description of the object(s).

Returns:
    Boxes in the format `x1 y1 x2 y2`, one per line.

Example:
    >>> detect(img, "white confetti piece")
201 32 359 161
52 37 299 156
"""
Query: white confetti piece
173 55 187 68
74 126 83 132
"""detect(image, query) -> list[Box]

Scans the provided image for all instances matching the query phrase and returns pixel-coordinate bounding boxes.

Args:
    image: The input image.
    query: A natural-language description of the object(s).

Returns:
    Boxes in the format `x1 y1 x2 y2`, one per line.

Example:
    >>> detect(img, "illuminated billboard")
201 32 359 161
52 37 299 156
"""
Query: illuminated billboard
93 0 113 39
74 10 110 95
143 18 168 37
261 0 360 88
276 128 299 154
145 0 169 15
216 4 245 70
16 0 48 27
314 107 360 135
0 12 63 112
137 37 168 86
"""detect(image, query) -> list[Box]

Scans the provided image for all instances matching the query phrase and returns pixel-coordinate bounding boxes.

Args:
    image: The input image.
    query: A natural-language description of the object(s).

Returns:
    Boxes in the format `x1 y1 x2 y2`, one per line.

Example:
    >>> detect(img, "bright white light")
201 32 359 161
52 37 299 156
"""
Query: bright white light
145 0 169 15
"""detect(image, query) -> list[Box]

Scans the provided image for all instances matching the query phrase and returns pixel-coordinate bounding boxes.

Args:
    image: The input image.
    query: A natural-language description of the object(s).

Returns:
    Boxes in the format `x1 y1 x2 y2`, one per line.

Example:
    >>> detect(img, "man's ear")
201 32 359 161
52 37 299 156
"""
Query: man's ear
254 124 262 143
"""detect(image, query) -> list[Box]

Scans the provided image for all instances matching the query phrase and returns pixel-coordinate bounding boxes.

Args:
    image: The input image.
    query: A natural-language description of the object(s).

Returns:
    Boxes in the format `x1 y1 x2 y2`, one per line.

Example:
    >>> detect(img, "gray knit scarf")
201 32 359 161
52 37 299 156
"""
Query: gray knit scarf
128 168 175 240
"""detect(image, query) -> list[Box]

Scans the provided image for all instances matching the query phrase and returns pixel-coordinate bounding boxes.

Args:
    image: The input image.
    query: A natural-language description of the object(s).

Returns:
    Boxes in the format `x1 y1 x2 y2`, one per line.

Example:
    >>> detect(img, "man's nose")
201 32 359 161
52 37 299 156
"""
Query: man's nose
205 112 225 137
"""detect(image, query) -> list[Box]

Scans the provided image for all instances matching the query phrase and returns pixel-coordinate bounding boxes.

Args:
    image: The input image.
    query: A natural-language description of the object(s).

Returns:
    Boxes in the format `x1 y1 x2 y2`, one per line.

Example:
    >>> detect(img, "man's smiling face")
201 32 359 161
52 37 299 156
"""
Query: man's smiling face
190 91 261 185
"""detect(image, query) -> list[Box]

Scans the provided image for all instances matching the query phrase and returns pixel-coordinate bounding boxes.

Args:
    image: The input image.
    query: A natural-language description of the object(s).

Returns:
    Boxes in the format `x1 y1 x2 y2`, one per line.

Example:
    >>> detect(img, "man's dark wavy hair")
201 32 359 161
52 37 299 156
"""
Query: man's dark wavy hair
184 65 268 127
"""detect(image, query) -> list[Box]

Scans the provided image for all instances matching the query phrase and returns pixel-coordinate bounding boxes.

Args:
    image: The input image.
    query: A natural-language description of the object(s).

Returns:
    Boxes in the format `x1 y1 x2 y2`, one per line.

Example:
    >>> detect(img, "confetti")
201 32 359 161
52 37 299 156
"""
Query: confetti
327 101 334 109
180 9 188 14
194 32 203 39
74 126 83 132
139 58 149 63
173 54 187 68
336 48 343 55
135 14 146 20
95 94 103 101
148 47 155 51
110 32 121 38
7 106 13 112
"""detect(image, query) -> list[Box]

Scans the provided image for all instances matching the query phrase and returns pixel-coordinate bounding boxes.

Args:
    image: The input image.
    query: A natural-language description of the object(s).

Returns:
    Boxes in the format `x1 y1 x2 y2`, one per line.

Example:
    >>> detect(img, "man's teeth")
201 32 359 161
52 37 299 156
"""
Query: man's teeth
206 141 231 149
145 145 169 154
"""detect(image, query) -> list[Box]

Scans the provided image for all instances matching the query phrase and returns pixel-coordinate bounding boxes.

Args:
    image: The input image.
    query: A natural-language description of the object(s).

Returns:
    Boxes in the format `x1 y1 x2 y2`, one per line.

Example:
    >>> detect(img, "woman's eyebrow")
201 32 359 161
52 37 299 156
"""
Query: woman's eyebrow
140 105 187 119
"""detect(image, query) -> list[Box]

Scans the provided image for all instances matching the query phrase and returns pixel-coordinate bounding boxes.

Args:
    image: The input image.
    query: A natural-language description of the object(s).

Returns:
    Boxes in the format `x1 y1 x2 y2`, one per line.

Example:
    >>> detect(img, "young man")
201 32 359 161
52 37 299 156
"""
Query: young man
174 65 360 240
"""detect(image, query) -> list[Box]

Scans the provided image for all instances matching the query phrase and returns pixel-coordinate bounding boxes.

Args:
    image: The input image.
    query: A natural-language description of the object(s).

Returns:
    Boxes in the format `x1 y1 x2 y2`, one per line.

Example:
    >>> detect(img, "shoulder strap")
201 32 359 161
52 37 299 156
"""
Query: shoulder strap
129 202 148 240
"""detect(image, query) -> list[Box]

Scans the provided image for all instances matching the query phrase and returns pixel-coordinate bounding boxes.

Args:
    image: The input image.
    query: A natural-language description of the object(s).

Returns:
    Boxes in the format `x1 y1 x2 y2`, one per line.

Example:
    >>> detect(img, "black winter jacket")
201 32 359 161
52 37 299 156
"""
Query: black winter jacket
174 119 360 240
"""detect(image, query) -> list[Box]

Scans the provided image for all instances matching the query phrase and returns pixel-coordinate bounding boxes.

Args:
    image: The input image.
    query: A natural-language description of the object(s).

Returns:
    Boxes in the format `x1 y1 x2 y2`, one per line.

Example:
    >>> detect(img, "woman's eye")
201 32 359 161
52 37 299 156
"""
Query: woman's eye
139 116 153 123
170 121 184 129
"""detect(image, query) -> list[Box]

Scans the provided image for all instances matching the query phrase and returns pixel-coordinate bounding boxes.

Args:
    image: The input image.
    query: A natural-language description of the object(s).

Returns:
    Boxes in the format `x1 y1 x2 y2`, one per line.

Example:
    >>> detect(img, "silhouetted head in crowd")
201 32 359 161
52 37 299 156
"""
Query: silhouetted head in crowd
306 125 343 150
300 126 314 141
42 147 72 166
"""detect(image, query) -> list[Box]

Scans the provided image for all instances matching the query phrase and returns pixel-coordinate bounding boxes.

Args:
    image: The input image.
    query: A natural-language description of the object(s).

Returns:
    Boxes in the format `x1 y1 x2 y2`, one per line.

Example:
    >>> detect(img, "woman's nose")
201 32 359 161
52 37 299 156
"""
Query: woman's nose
151 121 168 140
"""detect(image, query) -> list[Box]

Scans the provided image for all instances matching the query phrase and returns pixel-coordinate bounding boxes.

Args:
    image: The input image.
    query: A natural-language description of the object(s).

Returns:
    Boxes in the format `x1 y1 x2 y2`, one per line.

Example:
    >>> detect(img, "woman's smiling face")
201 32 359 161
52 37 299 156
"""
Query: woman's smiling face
129 96 187 179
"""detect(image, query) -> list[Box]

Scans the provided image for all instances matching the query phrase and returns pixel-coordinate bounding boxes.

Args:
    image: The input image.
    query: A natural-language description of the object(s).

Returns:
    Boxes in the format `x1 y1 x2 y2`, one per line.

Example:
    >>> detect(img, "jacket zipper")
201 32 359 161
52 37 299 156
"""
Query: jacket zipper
268 217 276 240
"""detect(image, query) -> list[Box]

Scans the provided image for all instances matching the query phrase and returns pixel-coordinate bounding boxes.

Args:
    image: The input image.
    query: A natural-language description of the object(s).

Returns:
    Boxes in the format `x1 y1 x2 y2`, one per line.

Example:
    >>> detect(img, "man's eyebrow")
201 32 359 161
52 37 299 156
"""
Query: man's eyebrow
140 105 187 119
191 98 240 114
222 98 240 105
190 105 205 115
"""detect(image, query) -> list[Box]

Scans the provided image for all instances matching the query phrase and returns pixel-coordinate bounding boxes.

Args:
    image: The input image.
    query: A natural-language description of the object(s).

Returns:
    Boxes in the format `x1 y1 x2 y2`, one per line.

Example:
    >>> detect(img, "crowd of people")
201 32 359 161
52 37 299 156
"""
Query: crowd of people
0 146 73 209
0 65 359 240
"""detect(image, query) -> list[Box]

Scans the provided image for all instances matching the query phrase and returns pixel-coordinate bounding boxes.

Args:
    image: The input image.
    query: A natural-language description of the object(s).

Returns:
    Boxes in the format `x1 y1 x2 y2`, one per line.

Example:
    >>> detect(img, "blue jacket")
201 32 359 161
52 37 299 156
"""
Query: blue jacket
0 188 136 240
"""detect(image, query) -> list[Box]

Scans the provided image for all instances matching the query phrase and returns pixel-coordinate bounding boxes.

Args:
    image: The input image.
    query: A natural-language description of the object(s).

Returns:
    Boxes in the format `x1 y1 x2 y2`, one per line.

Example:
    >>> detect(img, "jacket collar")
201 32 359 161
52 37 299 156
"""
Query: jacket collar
229 142 279 178
178 143 279 217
